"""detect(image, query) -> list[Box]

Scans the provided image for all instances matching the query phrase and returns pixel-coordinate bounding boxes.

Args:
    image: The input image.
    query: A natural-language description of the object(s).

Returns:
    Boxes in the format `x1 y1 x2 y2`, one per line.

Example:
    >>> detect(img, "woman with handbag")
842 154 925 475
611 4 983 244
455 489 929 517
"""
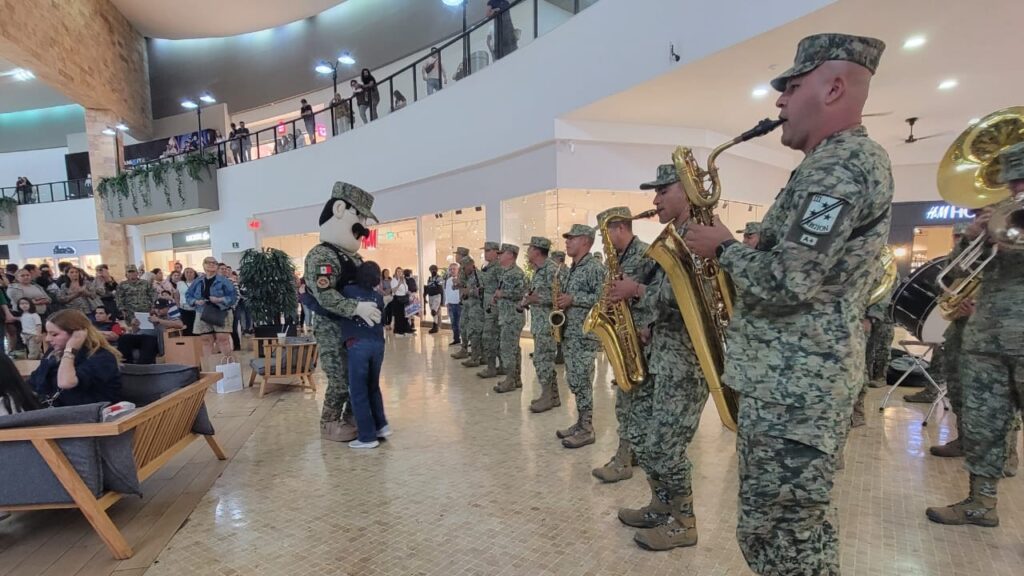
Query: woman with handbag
185 257 238 360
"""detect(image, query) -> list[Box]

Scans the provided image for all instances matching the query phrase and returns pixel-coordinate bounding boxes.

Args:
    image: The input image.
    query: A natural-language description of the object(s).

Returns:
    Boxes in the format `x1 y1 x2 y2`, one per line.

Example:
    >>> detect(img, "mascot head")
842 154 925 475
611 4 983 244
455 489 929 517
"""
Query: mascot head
319 181 378 254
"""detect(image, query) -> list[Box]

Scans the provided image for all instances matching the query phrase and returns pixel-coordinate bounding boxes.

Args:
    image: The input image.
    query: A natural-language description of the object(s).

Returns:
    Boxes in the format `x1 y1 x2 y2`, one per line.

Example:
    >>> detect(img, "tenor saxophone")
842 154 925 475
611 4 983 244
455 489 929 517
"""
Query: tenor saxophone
584 216 648 392
645 118 783 432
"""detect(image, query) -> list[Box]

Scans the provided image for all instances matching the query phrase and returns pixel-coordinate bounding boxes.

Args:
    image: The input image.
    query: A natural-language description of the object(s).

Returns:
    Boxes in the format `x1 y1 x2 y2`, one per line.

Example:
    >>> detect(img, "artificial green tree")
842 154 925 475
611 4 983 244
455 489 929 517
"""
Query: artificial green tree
238 247 299 327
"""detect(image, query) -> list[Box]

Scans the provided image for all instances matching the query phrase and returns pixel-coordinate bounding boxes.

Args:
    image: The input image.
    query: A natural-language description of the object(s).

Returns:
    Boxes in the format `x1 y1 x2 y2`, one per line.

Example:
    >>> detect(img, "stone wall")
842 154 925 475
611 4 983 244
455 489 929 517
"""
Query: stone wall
0 0 152 135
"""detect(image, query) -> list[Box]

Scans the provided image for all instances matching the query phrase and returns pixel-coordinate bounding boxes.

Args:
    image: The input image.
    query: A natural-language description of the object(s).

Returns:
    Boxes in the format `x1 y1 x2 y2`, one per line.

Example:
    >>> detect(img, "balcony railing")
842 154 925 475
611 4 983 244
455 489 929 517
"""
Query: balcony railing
0 179 93 205
141 0 597 170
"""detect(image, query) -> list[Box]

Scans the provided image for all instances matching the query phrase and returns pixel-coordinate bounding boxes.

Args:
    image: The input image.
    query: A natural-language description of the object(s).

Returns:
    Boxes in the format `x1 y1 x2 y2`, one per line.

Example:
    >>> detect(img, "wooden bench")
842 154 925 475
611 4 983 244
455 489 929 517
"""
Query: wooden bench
0 373 226 560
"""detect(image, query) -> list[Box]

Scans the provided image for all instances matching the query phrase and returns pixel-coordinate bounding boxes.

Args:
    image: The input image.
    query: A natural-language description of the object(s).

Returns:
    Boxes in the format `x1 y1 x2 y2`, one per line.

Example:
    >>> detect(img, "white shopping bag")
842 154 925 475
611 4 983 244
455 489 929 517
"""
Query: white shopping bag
214 361 244 394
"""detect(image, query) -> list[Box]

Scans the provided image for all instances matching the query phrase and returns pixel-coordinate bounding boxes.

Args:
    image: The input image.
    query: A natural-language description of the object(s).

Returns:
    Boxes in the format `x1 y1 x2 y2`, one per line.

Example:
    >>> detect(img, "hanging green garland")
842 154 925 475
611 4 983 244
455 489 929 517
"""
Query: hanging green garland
97 151 218 217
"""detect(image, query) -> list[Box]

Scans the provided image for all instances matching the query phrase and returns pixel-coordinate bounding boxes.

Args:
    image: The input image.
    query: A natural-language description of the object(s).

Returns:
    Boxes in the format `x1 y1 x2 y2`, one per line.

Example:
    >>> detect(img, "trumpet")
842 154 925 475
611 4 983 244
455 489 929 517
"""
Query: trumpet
515 289 533 313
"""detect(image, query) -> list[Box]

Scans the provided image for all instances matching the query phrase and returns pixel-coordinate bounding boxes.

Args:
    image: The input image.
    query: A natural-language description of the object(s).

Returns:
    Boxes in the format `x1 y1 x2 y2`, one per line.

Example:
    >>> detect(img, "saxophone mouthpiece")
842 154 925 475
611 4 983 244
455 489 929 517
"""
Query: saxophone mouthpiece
737 118 786 143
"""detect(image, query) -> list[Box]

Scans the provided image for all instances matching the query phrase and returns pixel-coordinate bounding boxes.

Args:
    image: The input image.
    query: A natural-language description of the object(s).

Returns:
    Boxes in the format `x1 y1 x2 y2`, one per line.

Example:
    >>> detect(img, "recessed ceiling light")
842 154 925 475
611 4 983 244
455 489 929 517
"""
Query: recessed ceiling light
12 68 34 81
181 99 198 109
337 52 356 65
315 62 333 75
199 94 216 104
115 123 129 131
902 35 927 50
968 117 980 125
938 79 958 90
101 128 116 136
751 87 770 99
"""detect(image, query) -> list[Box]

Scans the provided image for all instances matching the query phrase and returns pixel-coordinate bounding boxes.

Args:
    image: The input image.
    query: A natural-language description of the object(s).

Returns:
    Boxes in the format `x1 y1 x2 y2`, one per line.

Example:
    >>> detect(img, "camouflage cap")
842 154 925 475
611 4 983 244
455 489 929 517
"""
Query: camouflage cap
523 236 552 250
639 164 680 190
454 246 470 258
596 206 632 226
498 243 520 255
125 264 138 273
952 222 970 236
771 33 886 92
998 141 1024 183
331 181 378 221
736 221 762 235
551 250 566 262
460 256 476 267
562 223 596 239
481 241 500 251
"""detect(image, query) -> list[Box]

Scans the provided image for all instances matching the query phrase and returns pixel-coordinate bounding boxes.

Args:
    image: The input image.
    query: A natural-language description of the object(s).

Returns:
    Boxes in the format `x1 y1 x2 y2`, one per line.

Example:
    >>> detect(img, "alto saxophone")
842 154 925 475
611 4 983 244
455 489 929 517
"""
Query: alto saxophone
549 262 566 343
645 118 783 432
584 217 648 392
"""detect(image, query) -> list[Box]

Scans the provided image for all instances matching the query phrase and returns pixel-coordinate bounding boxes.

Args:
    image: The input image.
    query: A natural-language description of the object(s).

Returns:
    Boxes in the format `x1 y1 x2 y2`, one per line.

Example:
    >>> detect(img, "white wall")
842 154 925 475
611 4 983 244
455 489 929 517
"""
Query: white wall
893 162 942 202
5 198 99 262
0 147 69 186
151 103 231 140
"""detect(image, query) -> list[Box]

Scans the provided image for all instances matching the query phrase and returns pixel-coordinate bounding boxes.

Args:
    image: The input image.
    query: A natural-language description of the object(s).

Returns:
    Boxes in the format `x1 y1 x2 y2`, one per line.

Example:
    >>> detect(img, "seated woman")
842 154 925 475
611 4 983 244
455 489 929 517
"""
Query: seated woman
27 309 122 407
0 354 42 415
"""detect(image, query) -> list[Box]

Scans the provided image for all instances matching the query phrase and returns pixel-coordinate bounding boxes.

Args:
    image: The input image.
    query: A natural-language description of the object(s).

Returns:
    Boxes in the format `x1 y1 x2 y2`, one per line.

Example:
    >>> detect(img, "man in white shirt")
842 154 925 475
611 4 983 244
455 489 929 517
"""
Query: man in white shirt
443 263 462 345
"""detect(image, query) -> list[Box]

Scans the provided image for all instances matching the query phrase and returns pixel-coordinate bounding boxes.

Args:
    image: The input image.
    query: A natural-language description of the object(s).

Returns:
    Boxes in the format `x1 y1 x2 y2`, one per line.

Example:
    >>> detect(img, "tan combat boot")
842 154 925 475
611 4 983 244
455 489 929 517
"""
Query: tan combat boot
592 439 635 483
926 475 999 527
1005 448 1019 478
562 411 595 448
529 380 549 411
462 357 481 368
633 493 698 551
930 438 964 458
496 365 507 376
618 478 671 528
493 377 519 393
321 415 358 443
451 348 470 360
556 414 581 439
477 364 498 378
530 378 560 413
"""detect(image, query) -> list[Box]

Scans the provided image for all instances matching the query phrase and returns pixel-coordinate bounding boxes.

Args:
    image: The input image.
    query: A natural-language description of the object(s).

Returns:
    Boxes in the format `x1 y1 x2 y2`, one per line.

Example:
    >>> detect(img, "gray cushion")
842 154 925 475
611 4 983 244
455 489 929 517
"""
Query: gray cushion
0 404 106 506
119 364 215 436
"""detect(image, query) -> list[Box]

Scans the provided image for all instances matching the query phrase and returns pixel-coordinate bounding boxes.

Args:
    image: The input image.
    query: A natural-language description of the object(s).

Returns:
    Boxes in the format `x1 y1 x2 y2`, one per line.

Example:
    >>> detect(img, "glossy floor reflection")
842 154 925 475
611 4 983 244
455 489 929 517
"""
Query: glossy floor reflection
146 333 1024 576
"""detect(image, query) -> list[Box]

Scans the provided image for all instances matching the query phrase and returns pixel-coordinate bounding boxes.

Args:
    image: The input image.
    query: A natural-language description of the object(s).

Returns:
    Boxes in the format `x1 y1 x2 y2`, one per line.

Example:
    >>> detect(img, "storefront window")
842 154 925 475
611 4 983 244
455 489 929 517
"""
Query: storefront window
419 206 486 272
910 226 954 271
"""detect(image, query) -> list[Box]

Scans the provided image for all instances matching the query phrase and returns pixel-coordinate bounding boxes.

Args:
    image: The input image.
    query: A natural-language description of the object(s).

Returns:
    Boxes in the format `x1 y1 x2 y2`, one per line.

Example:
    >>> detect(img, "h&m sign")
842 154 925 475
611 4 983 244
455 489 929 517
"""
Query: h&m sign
924 204 974 221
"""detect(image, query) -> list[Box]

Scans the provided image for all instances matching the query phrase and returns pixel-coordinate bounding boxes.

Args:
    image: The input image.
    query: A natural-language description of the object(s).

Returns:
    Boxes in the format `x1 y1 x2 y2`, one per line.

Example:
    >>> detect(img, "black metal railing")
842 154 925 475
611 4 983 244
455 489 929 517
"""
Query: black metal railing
137 0 595 171
0 179 94 205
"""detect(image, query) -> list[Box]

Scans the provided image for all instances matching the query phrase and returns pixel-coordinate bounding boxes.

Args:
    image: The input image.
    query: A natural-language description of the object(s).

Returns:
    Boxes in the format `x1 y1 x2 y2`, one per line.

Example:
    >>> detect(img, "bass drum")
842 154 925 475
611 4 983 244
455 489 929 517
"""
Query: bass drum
889 256 951 343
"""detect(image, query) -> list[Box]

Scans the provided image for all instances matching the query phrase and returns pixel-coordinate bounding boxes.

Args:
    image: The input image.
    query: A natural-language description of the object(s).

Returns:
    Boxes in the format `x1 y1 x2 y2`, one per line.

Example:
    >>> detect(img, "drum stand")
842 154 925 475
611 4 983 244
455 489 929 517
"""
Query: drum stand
879 340 950 426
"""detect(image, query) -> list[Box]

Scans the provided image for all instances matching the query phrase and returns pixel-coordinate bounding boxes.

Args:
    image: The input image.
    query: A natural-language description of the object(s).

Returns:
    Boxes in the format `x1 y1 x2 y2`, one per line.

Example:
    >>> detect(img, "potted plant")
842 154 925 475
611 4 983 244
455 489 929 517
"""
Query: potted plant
238 247 300 356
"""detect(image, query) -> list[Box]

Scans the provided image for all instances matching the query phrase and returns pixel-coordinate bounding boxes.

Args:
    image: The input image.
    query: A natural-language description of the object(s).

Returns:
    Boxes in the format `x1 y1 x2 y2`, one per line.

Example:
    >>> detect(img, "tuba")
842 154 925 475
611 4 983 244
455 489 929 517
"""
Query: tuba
584 214 649 392
644 118 783 432
549 262 566 342
868 246 898 306
934 106 1024 317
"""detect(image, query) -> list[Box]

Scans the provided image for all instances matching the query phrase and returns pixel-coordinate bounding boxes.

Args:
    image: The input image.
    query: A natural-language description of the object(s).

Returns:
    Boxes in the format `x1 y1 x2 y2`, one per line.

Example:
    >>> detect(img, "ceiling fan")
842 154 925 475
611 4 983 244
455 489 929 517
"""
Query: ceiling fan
903 117 948 144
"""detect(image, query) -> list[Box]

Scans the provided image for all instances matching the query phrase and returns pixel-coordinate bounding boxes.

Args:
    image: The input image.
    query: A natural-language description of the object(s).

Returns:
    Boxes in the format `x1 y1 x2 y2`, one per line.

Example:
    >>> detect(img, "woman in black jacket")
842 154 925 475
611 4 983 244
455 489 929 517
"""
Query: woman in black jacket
27 309 122 407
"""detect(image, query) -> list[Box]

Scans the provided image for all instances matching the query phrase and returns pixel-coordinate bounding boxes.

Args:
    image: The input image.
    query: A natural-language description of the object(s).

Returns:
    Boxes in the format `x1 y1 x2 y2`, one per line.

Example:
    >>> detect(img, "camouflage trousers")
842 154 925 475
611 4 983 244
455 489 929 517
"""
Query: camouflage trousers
316 320 351 423
962 351 1024 480
615 386 632 441
499 313 525 380
737 395 845 576
531 325 557 385
463 303 484 360
627 368 707 497
563 336 598 413
866 318 894 380
943 323 966 437
482 310 501 369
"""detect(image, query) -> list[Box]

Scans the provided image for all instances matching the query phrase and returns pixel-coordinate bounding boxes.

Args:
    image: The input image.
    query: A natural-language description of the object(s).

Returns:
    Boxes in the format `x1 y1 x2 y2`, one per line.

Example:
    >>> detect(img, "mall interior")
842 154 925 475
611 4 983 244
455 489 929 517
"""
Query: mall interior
1 0 1022 574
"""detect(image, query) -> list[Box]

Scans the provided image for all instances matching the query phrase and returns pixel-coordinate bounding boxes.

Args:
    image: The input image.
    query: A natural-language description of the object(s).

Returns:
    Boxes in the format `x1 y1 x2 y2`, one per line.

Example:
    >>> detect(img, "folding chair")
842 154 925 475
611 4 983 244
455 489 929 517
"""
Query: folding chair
879 340 950 426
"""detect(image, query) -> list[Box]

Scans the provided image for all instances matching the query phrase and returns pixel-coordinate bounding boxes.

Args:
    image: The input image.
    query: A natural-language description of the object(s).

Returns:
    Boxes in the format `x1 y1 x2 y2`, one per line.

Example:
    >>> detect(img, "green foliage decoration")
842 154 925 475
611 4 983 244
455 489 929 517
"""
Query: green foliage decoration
96 151 218 217
238 247 299 327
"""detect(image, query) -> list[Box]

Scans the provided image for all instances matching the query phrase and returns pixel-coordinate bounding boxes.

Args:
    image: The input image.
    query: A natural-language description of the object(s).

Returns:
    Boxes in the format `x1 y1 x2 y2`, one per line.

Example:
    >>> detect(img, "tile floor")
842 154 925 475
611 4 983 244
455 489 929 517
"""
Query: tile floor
91 333 1024 575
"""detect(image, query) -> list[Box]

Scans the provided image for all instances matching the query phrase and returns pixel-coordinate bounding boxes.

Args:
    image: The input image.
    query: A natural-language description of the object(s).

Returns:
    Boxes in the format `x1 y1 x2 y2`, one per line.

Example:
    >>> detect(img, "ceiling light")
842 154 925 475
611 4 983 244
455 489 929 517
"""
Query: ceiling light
968 117 980 125
12 68 35 81
115 123 129 131
751 86 770 98
902 35 927 50
315 62 333 74
442 0 465 6
199 94 216 104
101 128 116 136
938 79 958 90
337 52 356 65
181 99 198 109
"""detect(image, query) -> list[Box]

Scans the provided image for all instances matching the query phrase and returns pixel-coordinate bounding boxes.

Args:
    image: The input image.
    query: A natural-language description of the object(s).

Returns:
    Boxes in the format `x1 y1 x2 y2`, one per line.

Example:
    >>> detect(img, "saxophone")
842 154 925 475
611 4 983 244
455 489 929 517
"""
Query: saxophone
549 262 566 343
645 118 783 432
584 219 647 392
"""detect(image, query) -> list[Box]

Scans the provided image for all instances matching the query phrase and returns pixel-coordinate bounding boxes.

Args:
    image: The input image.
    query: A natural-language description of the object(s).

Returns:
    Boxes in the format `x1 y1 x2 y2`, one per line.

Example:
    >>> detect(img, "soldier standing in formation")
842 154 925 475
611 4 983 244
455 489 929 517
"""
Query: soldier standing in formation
686 33 892 574
116 265 155 319
459 256 484 369
591 207 654 484
927 142 1024 526
493 244 526 393
450 247 471 360
555 224 605 449
522 236 560 413
477 242 505 379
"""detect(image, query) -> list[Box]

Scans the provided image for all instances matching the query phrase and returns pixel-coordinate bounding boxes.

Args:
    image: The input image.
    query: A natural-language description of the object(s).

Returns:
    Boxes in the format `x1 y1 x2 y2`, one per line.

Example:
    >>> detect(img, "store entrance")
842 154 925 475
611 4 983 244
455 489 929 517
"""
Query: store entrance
911 225 954 271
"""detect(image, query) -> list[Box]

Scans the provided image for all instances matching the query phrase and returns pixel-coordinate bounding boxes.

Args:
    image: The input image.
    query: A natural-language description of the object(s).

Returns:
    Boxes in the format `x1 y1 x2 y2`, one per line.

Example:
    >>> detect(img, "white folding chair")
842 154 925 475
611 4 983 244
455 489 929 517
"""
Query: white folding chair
879 340 950 426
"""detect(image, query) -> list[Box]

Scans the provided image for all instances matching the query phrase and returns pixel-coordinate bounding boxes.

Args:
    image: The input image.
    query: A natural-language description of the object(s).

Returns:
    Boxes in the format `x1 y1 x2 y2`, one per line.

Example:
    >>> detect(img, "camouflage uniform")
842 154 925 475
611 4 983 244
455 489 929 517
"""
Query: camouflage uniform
591 207 655 483
304 182 376 441
927 141 1024 526
494 244 526 391
115 270 156 318
460 257 484 366
719 33 891 575
477 242 504 377
524 238 559 410
557 225 606 448
851 289 894 426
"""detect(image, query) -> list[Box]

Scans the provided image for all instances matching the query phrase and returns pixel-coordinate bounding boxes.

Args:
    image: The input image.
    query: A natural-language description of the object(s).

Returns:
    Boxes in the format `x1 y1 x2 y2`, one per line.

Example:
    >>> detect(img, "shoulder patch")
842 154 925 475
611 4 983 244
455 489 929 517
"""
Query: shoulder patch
785 193 849 253
318 264 333 275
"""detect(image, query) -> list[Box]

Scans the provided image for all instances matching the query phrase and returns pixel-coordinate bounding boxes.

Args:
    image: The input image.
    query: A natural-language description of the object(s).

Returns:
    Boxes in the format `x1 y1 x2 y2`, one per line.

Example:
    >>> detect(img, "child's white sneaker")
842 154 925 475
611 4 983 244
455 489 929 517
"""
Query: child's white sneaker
377 425 393 438
349 439 379 449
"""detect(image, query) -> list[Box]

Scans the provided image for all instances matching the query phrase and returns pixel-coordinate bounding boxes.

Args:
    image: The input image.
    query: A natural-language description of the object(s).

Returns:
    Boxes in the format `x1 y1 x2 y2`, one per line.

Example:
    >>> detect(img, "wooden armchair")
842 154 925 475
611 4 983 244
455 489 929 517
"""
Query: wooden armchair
247 340 319 398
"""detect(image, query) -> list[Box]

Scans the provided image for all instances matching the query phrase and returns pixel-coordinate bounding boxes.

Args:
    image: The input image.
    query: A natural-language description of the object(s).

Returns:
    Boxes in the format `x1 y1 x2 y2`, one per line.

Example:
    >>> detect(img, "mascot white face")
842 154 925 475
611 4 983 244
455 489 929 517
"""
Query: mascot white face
321 200 370 254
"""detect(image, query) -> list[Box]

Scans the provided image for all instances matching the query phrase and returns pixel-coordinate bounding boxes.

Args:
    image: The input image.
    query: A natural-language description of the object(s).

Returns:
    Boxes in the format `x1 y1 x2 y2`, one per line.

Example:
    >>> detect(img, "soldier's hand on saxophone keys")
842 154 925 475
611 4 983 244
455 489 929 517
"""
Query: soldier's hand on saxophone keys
525 292 540 305
682 215 733 258
493 289 502 301
555 293 573 309
609 276 641 303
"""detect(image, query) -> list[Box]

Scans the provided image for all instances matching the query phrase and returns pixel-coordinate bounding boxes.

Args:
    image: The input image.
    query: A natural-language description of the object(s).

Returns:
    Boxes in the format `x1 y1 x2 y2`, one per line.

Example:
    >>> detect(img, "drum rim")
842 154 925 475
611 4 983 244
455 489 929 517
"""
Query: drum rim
890 255 949 339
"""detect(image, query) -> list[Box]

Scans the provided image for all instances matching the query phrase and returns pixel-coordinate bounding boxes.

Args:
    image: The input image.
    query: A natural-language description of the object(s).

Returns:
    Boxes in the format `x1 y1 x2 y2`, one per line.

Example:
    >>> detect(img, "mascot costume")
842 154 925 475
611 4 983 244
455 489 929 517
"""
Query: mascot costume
304 181 383 442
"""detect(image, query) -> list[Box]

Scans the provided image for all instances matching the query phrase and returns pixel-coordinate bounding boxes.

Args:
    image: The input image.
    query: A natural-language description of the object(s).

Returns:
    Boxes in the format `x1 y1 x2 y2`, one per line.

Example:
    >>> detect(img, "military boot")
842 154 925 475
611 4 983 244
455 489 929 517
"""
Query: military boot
905 388 938 403
530 378 560 413
494 377 519 393
556 415 581 439
633 493 698 551
850 398 867 428
451 348 470 360
529 380 549 411
477 363 499 378
1005 448 1019 478
618 478 671 528
562 411 595 449
462 357 482 368
321 414 358 443
496 365 507 376
592 438 635 483
930 438 964 458
926 475 999 527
